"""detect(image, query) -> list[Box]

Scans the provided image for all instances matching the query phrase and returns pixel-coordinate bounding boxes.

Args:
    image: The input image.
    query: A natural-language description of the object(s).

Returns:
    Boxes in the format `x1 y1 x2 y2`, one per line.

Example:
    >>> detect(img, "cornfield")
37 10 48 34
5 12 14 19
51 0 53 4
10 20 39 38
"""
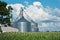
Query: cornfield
0 32 60 40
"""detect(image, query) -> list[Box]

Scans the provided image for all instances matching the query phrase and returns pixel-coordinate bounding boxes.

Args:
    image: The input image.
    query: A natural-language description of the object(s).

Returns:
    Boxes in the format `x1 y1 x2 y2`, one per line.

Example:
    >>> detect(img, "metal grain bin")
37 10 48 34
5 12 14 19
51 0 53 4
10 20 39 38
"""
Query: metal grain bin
31 21 39 32
17 17 31 32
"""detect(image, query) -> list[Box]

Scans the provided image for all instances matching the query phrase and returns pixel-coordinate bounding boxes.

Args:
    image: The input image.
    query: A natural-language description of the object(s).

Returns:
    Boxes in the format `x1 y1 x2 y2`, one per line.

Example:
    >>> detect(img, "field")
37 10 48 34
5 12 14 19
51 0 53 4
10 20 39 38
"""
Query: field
0 32 60 40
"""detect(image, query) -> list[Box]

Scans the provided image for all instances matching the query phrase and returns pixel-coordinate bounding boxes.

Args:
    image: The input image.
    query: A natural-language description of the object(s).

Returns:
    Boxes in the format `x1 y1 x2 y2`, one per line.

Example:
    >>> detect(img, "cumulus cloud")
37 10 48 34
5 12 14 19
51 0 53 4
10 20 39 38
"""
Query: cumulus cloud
54 8 60 17
33 2 42 7
45 7 60 17
25 2 60 22
6 4 24 21
6 1 60 31
39 22 60 31
25 2 50 21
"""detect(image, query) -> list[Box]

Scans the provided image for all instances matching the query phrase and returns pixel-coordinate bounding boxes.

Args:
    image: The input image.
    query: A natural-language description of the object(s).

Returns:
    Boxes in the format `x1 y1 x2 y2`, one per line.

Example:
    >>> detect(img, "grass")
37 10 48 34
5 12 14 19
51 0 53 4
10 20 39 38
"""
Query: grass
0 32 60 40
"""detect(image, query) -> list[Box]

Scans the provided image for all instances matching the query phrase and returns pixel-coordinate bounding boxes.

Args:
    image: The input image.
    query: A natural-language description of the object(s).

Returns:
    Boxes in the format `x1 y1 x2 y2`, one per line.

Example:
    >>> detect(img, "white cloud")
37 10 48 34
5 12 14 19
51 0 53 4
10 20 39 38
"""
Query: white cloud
25 2 60 22
6 4 24 21
39 22 60 31
54 8 60 14
44 7 60 21
25 4 50 21
54 8 60 17
45 6 60 17
33 2 42 7
7 2 60 22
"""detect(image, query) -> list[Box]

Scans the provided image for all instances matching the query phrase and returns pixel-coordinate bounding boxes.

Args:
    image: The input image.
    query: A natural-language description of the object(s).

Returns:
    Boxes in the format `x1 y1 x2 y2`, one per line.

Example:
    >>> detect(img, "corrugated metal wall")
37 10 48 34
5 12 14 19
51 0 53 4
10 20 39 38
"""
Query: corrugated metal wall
18 22 31 32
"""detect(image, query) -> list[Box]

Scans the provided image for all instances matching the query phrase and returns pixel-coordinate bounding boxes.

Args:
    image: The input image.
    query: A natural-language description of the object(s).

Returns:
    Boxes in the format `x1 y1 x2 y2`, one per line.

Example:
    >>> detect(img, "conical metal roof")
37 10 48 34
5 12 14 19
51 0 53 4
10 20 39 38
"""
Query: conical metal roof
16 7 30 22
17 16 30 22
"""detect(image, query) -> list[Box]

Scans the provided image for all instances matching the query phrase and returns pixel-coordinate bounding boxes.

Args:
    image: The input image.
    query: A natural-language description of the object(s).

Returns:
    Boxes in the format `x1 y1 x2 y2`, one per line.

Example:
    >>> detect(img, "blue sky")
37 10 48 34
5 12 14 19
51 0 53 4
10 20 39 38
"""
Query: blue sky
1 0 60 9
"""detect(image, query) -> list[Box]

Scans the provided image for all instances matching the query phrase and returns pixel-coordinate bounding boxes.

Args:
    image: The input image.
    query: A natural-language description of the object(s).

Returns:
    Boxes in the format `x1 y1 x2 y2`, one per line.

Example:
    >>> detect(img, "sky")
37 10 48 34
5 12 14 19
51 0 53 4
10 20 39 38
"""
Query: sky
1 0 60 9
1 0 60 31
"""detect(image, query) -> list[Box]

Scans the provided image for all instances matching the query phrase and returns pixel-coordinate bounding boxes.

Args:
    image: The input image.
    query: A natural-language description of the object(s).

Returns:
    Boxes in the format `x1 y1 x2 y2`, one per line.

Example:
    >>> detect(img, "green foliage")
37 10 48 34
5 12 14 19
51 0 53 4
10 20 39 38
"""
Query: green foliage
0 1 7 7
0 1 8 15
0 32 60 40
0 1 12 25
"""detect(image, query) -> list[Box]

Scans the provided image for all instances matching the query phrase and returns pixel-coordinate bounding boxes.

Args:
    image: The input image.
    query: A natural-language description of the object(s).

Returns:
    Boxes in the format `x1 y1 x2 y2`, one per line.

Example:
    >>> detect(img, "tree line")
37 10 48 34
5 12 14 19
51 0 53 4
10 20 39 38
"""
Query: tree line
0 1 13 26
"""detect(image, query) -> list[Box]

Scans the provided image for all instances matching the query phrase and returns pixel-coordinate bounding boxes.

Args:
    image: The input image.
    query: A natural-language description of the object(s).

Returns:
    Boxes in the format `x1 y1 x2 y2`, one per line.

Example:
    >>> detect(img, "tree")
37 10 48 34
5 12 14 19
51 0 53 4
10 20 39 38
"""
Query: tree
0 1 13 26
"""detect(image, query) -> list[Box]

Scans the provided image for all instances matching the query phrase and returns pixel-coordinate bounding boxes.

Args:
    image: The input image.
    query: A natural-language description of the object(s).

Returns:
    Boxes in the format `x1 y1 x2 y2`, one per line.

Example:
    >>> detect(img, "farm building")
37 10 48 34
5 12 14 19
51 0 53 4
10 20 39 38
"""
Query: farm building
11 7 39 32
